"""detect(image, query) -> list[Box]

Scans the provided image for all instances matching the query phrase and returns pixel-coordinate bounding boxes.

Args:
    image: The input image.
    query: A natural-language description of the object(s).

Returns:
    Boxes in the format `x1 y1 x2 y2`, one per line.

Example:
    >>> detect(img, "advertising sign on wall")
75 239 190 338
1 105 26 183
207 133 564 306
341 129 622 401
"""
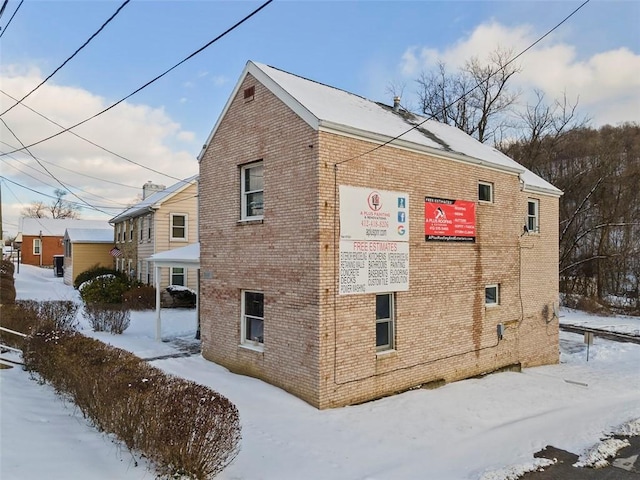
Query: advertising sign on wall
424 196 476 242
339 186 409 242
339 186 410 295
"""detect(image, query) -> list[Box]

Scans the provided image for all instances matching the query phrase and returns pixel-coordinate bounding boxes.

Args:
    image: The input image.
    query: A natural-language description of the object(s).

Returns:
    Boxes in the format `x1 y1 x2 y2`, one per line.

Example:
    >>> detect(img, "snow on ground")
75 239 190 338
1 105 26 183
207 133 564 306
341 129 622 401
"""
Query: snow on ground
561 307 640 336
1 264 639 480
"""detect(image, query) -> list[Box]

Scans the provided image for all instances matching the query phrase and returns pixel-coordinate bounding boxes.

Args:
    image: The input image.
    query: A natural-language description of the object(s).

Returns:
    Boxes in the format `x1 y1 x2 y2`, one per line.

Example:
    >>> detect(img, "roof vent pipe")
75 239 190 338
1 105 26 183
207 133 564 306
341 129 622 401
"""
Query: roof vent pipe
393 96 401 112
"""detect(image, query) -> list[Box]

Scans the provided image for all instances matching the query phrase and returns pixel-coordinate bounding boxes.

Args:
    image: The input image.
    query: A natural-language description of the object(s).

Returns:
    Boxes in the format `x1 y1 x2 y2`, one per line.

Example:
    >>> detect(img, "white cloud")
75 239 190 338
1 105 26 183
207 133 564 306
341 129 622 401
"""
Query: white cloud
0 66 199 236
397 21 640 127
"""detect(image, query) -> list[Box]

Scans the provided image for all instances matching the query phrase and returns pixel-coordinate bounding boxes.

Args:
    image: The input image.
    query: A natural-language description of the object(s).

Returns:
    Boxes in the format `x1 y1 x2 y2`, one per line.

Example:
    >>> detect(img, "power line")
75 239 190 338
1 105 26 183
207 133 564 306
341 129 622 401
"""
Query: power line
0 0 23 39
0 118 112 215
0 0 274 158
0 0 9 20
0 0 131 117
0 176 125 211
0 139 141 191
0 89 186 183
335 0 591 167
0 155 131 207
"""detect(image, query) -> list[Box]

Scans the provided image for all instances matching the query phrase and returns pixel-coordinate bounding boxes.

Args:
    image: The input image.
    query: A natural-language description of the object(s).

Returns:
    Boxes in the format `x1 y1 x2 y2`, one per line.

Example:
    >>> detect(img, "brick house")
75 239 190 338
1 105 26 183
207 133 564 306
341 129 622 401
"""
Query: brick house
109 176 198 290
17 218 111 268
197 61 562 409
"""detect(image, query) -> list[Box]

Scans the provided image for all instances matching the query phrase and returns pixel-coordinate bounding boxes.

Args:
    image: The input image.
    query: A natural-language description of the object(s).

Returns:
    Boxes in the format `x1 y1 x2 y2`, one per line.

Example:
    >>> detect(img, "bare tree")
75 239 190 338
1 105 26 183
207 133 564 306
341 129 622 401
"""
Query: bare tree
21 189 81 219
415 47 520 144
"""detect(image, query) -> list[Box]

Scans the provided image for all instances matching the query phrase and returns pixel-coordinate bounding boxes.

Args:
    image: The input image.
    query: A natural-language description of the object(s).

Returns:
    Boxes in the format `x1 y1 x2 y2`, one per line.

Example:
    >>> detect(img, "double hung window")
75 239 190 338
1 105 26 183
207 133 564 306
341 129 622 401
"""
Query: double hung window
527 199 540 233
241 162 264 220
242 291 264 345
171 214 187 241
376 294 394 352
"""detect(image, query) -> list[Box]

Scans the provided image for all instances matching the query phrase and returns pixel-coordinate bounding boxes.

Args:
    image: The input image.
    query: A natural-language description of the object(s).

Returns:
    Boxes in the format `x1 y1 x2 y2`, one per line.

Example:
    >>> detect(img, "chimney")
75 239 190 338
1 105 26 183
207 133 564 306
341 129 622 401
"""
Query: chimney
393 96 401 112
142 181 166 199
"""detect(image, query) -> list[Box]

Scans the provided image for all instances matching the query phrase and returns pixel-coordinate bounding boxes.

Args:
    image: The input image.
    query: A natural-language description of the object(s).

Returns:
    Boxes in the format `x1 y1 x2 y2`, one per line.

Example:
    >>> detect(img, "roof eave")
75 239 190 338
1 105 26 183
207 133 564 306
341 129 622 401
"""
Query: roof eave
318 120 524 176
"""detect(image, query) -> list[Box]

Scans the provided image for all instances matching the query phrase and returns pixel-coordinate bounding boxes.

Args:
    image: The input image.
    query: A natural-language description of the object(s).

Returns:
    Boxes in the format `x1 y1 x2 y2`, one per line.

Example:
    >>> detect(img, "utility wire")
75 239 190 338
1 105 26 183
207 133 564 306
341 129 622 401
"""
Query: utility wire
0 0 131 117
0 0 9 20
0 0 273 157
1 155 131 207
0 139 141 191
0 0 22 38
0 89 186 183
1 176 124 211
1 118 111 215
335 0 591 167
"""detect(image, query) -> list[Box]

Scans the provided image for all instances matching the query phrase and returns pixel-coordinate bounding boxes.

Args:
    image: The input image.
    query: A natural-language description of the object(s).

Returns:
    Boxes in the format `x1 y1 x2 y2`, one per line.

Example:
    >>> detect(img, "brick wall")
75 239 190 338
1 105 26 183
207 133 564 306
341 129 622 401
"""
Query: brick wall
20 235 63 267
199 74 560 409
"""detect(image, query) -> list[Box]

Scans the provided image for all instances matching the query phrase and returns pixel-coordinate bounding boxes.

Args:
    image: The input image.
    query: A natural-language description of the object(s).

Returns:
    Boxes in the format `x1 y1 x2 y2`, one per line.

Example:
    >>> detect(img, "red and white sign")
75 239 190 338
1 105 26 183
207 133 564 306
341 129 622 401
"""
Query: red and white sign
424 197 476 242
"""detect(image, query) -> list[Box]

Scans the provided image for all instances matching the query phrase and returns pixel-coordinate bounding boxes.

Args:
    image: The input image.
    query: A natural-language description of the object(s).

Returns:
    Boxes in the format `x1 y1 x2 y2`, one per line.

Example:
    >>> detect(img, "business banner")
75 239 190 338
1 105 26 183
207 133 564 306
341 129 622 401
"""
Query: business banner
339 185 409 242
424 196 476 242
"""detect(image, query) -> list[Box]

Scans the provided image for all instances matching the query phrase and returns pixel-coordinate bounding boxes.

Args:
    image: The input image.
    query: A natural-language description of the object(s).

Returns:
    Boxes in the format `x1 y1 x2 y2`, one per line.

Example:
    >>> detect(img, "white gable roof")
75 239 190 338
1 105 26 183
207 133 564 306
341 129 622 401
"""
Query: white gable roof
199 61 560 196
65 227 113 243
109 175 198 223
20 218 112 237
146 242 199 267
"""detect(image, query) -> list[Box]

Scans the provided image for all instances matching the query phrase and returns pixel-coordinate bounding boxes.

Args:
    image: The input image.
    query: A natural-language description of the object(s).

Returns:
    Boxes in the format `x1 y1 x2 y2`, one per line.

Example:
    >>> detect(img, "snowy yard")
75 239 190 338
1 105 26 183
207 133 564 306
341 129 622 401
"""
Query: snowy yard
1 264 639 480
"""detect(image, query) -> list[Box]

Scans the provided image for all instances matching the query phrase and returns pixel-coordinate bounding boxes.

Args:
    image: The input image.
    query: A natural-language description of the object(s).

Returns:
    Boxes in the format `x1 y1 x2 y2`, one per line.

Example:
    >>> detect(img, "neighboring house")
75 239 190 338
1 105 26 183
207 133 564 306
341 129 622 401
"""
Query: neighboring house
17 218 112 268
63 226 114 286
197 61 562 409
109 177 198 290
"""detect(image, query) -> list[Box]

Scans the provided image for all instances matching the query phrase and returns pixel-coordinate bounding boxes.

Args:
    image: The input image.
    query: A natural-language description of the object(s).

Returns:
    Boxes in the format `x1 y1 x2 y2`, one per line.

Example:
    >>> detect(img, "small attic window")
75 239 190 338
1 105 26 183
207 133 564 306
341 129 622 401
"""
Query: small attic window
243 86 255 102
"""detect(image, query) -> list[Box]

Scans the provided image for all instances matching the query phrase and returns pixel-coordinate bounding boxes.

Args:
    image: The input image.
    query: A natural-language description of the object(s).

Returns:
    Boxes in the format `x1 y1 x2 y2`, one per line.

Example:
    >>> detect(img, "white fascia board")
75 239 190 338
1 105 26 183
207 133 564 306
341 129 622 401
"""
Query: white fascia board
522 184 564 198
197 61 320 163
319 120 523 176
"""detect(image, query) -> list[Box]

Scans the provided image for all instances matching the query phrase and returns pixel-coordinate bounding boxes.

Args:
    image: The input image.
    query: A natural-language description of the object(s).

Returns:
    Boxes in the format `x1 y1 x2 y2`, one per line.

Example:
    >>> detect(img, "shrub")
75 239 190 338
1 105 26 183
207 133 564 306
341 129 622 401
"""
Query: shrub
1 258 15 276
84 304 131 334
74 265 128 290
0 300 78 349
80 275 130 304
0 275 16 305
123 284 156 310
23 328 241 479
166 285 197 308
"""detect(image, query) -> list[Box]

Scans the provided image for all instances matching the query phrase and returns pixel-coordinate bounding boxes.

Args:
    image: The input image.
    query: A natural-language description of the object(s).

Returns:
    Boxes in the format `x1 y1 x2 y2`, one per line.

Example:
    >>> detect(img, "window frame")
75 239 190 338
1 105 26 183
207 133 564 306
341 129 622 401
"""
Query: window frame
170 267 185 286
170 213 188 241
376 293 395 352
478 181 494 203
527 198 540 233
485 284 500 307
240 161 264 221
139 217 144 242
129 219 134 242
241 290 264 348
147 214 152 242
33 238 41 255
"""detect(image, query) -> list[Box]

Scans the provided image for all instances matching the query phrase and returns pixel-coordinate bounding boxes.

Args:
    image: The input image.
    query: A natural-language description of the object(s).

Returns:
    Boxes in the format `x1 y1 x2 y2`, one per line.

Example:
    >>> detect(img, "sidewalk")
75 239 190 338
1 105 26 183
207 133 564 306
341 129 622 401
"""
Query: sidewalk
521 435 640 479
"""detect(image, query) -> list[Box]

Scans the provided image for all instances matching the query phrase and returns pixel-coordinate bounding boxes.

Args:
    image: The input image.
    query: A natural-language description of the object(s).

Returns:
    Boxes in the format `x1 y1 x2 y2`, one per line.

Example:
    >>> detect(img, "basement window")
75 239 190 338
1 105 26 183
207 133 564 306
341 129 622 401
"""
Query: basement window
376 293 394 352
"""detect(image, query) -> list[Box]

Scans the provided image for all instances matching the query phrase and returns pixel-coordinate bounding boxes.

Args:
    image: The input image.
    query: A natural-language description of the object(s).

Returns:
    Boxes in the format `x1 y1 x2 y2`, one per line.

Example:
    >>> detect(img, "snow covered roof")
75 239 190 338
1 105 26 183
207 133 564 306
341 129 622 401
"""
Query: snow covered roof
19 218 112 237
146 242 199 267
199 61 561 197
65 227 113 243
109 175 198 223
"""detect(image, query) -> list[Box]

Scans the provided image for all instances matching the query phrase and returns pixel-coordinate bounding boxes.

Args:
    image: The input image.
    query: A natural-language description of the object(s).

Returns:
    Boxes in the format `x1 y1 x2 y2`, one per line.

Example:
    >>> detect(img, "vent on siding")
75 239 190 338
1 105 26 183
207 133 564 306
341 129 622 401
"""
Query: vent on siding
243 86 255 102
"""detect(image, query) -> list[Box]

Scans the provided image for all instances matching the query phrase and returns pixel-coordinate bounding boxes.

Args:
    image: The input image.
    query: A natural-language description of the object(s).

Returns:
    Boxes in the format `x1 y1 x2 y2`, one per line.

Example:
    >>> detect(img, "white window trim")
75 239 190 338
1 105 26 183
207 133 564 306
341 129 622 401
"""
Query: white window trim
33 238 41 255
147 214 152 243
376 293 395 353
170 213 188 241
240 161 264 221
240 290 264 350
478 181 494 203
527 198 540 233
170 266 185 286
485 284 500 307
129 219 134 242
139 217 144 242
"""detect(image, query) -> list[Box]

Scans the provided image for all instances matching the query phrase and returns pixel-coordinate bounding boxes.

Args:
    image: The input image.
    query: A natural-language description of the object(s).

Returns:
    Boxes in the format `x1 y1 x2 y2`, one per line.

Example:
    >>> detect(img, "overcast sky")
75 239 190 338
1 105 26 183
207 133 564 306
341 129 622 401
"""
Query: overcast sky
1 0 639 237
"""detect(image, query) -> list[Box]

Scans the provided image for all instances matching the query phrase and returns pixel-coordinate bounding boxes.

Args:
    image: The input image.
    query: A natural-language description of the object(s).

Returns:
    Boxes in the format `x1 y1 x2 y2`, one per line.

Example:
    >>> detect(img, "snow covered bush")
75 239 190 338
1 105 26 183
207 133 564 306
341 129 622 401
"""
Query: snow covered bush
73 265 128 290
83 304 131 334
80 275 130 304
164 285 196 308
22 329 241 479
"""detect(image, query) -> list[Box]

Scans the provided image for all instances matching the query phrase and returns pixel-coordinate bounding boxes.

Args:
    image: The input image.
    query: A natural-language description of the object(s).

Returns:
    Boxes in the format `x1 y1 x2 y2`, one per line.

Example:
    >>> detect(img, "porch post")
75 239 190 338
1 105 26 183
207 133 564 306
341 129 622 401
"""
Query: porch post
155 264 161 341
